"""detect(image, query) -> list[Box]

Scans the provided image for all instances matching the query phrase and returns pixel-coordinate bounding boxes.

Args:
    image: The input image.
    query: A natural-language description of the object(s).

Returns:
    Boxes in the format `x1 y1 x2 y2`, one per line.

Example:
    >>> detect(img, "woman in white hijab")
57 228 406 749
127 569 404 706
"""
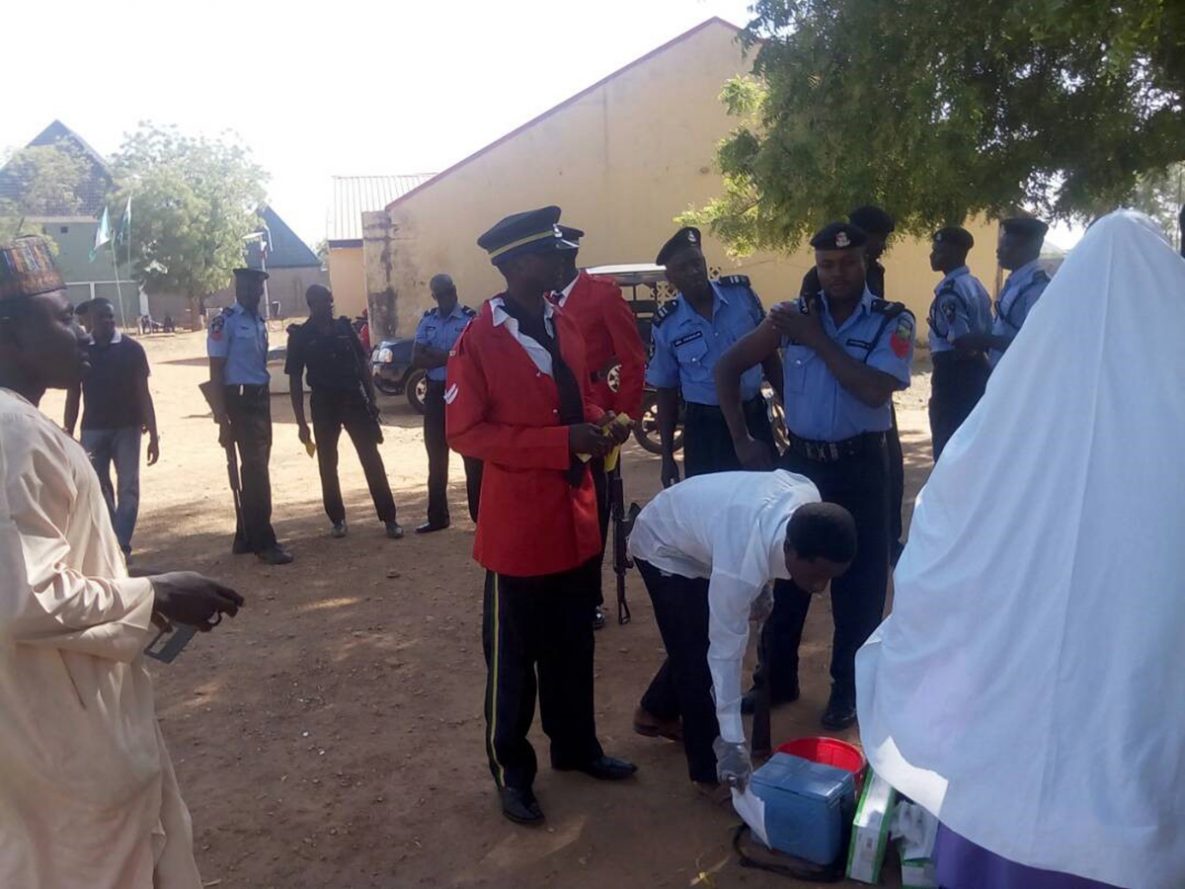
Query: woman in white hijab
856 210 1185 889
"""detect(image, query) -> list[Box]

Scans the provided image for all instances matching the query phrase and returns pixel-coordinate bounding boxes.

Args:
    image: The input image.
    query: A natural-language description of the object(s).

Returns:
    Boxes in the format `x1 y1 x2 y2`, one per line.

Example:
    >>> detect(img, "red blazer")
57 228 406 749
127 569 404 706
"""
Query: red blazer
559 271 646 419
446 297 603 577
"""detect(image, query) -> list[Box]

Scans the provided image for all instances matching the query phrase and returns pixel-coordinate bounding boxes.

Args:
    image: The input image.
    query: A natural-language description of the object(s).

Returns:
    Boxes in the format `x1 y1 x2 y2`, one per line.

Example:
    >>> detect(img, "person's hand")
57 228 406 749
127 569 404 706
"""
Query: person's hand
749 584 774 623
596 411 632 446
660 455 681 489
770 302 825 349
150 571 244 631
569 423 613 458
735 436 774 471
714 737 753 792
146 434 160 466
217 421 233 450
297 423 312 446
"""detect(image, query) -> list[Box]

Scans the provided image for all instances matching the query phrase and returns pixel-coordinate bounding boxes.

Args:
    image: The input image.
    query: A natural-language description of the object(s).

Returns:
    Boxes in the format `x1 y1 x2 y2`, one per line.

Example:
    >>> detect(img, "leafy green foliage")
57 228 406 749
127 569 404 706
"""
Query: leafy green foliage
110 123 267 322
0 144 91 246
689 0 1185 252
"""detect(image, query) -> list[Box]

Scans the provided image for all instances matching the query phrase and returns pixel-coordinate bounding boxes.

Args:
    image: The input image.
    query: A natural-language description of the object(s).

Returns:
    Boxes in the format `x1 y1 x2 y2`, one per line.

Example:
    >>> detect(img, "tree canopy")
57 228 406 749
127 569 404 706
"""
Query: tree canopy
688 0 1185 252
110 123 267 323
0 144 90 245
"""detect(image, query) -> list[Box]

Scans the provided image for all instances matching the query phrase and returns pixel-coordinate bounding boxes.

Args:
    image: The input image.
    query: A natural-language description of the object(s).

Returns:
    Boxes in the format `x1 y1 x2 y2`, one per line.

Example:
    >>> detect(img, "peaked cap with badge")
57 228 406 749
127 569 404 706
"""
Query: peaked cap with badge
558 225 585 245
477 206 577 266
233 267 269 282
0 236 66 301
1000 217 1049 241
934 226 975 251
810 222 868 251
655 226 702 266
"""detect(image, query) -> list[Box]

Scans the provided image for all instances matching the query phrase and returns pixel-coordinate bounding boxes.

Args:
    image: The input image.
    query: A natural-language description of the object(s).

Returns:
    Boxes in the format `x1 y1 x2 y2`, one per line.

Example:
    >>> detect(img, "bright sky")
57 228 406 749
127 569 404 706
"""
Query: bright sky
6 0 754 247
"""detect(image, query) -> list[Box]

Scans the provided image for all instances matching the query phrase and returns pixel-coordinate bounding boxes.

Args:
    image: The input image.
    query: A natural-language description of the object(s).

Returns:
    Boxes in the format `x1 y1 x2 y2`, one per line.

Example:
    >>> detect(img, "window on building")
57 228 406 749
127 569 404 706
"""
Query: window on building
60 226 69 234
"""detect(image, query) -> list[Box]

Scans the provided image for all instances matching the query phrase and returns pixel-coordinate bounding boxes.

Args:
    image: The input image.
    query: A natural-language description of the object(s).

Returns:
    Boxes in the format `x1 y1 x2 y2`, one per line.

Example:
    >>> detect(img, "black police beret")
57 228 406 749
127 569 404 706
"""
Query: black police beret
477 206 576 265
233 267 269 281
1001 217 1049 240
933 226 974 251
848 205 895 235
558 225 584 244
655 226 702 266
810 222 867 250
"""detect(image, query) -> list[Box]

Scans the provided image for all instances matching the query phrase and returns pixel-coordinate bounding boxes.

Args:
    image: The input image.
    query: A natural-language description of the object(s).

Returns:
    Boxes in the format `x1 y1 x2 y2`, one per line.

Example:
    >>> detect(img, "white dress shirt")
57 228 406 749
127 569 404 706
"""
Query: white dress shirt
629 470 821 745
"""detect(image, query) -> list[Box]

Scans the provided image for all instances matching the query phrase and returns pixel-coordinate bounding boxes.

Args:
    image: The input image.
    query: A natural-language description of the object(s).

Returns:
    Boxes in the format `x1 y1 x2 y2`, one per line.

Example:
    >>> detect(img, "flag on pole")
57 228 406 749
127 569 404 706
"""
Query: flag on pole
90 206 111 261
116 196 131 247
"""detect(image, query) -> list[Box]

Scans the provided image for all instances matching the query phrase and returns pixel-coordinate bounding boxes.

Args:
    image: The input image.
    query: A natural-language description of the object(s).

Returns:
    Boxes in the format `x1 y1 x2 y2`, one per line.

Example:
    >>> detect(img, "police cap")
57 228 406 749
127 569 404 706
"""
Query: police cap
558 225 584 245
233 267 269 281
933 226 974 251
1001 217 1049 241
477 206 576 265
848 205 895 236
655 226 702 266
810 222 867 251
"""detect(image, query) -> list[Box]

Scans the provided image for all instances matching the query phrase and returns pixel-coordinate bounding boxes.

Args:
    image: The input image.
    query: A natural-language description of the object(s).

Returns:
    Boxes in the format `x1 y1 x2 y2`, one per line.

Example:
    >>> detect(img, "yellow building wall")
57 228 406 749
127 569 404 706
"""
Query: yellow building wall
370 19 1001 340
328 246 366 318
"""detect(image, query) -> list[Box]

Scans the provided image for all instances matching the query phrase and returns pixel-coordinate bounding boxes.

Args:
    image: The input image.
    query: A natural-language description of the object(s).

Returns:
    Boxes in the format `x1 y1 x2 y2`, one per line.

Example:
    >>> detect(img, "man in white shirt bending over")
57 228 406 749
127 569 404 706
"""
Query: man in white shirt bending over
629 470 855 791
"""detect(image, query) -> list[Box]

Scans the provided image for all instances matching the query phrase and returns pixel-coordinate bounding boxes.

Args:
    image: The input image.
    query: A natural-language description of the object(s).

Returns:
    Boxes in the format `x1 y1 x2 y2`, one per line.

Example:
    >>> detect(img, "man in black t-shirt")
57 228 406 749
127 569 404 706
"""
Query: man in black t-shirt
64 298 159 557
286 285 402 539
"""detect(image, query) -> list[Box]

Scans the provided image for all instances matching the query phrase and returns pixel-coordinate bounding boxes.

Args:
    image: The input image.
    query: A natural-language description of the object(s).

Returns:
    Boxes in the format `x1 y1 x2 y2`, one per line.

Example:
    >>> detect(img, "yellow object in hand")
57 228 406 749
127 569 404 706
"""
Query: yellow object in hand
305 440 317 458
576 413 631 470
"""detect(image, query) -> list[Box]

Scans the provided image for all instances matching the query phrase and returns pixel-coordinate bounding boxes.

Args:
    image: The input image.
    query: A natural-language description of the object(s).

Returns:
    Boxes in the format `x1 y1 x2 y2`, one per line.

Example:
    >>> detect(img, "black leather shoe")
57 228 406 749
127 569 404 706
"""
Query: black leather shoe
415 521 450 534
232 538 252 555
499 786 544 825
556 755 638 781
821 699 857 731
256 545 294 566
592 606 606 630
740 684 800 715
385 521 405 540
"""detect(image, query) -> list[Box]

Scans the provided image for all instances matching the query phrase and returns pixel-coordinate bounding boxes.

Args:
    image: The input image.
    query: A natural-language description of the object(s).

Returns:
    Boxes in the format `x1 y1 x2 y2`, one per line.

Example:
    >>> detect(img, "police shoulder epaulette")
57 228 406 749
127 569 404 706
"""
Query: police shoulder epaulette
653 298 679 327
717 274 751 288
286 322 301 336
1030 269 1051 286
219 306 234 316
462 305 477 316
871 298 909 318
422 307 436 318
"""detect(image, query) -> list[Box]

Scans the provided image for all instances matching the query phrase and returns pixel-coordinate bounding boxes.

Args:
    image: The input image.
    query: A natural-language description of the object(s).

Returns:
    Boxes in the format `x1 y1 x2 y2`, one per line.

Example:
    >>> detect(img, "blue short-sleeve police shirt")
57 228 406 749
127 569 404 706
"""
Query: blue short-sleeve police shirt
928 266 993 354
415 304 475 381
780 289 914 441
990 260 1049 366
645 278 765 405
207 303 269 386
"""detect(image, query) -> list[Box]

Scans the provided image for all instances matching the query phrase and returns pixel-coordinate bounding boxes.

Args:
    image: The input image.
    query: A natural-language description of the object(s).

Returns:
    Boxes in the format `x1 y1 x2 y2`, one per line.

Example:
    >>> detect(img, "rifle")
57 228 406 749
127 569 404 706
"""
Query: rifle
198 380 243 534
750 611 773 760
605 447 640 626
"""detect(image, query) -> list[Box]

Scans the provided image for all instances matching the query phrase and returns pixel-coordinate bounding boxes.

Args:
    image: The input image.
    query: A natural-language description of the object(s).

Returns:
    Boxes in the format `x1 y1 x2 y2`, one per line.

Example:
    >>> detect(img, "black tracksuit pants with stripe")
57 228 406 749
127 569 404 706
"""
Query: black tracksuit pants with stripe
481 559 604 791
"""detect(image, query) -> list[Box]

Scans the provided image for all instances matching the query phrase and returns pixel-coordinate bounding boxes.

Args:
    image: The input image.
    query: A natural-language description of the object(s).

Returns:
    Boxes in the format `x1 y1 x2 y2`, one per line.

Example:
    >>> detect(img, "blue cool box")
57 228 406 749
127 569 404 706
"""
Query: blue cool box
750 752 857 865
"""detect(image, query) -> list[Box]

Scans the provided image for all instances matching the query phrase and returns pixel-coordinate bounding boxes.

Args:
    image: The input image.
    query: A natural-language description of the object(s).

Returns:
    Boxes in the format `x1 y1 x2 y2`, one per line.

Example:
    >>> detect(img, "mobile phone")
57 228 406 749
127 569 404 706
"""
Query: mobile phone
145 624 198 663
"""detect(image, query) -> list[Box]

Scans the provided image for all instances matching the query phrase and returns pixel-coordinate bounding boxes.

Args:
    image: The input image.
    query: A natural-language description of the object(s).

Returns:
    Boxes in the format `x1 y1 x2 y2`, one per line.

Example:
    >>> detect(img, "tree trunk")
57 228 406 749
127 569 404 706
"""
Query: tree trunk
187 291 205 331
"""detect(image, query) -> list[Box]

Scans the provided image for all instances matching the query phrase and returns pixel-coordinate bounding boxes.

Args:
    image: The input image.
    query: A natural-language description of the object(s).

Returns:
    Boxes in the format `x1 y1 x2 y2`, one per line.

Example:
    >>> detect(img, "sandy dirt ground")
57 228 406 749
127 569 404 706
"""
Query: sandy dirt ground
40 326 935 889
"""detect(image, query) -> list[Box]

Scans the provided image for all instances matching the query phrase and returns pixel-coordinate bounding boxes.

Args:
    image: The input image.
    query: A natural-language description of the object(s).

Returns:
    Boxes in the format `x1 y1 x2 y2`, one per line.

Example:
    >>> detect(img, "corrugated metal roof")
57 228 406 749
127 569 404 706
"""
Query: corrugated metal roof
328 174 435 243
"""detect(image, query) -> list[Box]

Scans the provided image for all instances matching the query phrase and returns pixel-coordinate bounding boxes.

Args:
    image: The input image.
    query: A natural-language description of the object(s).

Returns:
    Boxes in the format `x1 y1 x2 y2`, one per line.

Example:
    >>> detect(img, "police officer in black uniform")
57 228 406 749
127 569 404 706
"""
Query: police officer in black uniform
716 222 915 730
646 227 782 488
412 273 481 532
206 267 293 565
286 284 403 539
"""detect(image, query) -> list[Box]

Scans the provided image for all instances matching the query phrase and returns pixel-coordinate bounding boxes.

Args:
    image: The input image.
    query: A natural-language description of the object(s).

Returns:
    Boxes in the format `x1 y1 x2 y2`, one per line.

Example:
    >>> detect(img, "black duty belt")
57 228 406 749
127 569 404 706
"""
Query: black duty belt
224 383 269 397
932 350 989 368
425 379 447 390
786 431 885 463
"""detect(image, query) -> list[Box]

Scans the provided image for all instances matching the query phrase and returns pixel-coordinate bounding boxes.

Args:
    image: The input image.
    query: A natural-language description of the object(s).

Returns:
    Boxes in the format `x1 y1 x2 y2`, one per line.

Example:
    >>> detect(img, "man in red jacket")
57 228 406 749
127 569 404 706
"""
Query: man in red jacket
555 224 646 629
447 206 638 826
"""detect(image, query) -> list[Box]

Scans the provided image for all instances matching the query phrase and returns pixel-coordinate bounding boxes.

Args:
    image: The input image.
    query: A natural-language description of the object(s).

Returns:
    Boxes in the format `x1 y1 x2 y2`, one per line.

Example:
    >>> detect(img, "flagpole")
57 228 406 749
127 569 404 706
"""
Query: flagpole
110 236 127 328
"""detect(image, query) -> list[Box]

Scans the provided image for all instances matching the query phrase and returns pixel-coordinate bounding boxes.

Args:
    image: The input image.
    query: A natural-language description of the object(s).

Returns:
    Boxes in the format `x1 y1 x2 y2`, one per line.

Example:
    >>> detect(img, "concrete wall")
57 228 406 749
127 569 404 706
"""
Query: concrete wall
365 20 1002 340
149 265 328 329
328 245 366 318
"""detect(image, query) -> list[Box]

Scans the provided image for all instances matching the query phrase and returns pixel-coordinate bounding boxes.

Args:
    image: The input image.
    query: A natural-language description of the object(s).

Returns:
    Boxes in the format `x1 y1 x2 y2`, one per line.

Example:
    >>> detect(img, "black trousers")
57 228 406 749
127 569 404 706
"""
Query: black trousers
683 396 775 478
887 404 905 548
225 385 277 552
928 353 990 461
311 389 397 524
482 560 604 791
757 439 890 707
424 382 483 524
636 560 718 783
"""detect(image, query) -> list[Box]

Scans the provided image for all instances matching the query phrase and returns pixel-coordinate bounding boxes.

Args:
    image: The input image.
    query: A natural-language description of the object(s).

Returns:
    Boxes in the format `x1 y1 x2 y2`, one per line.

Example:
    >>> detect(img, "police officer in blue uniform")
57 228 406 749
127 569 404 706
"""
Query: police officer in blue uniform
715 222 915 730
647 227 782 488
412 273 481 532
926 226 993 459
206 267 292 565
968 216 1050 367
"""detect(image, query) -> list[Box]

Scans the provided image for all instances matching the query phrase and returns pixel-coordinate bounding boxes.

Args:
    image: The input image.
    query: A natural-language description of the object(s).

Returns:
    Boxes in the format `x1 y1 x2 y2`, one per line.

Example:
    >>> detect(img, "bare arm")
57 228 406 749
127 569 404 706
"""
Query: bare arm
63 383 81 436
656 387 681 487
761 351 785 405
810 336 900 408
715 321 782 465
411 342 450 370
290 375 308 434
